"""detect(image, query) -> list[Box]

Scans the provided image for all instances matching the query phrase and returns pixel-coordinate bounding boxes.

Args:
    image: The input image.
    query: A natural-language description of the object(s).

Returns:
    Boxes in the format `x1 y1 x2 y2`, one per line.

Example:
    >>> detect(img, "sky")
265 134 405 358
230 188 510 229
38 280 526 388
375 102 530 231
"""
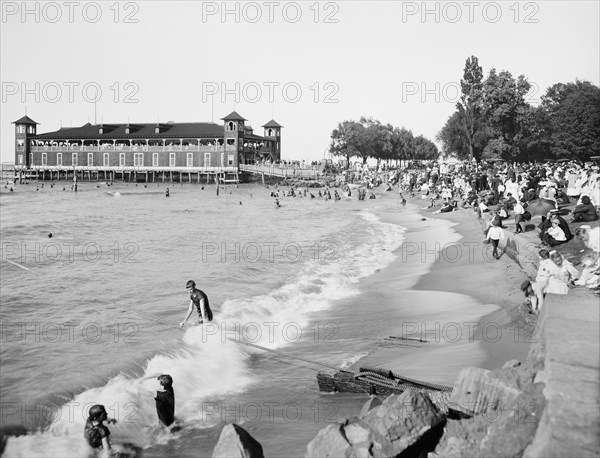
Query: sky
1 0 599 164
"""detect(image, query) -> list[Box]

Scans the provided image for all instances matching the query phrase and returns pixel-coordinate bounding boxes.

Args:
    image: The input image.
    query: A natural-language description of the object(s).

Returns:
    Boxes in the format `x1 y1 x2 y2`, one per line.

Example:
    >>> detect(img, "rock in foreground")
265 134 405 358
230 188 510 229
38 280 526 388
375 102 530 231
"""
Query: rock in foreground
306 390 445 458
212 423 264 458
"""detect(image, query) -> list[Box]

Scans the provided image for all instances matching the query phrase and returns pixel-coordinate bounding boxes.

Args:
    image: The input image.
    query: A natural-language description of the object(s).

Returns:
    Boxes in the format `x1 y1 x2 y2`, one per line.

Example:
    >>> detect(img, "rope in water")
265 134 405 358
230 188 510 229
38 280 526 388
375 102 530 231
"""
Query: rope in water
121 304 453 393
220 333 453 393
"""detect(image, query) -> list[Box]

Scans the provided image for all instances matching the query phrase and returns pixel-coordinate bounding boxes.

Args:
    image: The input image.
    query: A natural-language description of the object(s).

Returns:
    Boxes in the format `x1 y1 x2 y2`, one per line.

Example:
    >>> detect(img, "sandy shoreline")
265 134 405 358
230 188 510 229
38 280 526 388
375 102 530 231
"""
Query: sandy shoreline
370 196 530 376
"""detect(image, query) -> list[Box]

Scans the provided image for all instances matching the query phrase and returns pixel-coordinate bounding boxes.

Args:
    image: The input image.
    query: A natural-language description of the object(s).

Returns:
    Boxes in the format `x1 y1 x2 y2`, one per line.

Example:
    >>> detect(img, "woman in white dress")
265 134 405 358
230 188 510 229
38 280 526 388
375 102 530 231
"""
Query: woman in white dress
537 251 579 295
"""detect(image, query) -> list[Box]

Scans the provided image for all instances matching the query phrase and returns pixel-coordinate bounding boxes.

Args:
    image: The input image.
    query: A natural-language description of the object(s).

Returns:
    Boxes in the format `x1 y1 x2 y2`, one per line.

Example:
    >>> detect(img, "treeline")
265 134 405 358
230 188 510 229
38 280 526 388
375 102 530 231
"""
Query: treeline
438 55 600 162
329 117 438 165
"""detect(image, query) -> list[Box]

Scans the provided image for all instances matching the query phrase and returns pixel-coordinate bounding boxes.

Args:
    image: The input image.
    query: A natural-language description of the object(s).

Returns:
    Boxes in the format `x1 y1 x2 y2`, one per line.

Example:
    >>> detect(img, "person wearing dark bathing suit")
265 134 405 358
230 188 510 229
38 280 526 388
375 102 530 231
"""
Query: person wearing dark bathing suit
84 404 116 456
155 374 175 427
179 280 213 327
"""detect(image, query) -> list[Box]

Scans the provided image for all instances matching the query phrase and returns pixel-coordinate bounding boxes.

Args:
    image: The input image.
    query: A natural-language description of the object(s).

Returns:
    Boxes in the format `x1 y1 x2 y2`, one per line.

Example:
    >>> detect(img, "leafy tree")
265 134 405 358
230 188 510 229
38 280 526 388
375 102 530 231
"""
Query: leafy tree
482 70 531 160
438 112 469 159
361 117 392 165
413 135 439 160
541 80 600 160
439 58 600 162
329 120 365 165
515 104 552 161
456 56 486 161
330 118 437 165
390 127 414 163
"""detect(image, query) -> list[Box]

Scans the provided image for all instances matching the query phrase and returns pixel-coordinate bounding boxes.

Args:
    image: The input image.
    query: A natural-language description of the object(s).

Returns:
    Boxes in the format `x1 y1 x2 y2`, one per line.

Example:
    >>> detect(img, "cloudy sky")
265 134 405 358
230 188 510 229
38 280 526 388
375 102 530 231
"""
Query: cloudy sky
1 1 599 163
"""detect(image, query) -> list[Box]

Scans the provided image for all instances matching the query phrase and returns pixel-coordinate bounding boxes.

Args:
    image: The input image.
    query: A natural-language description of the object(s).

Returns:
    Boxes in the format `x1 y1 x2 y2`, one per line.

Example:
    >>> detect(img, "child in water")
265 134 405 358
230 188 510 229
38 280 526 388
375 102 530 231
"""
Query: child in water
84 404 117 456
155 374 175 428
137 373 177 429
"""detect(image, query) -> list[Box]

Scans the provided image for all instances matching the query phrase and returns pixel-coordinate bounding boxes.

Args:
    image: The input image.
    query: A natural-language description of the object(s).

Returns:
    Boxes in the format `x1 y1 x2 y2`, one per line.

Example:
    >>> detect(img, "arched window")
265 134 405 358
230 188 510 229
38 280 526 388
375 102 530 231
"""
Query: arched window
228 122 235 131
268 129 273 136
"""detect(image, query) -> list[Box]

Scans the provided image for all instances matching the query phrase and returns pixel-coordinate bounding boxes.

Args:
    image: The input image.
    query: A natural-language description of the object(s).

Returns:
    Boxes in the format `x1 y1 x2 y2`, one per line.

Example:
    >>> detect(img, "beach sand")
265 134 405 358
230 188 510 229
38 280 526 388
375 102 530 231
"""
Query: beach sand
354 197 531 387
411 202 532 366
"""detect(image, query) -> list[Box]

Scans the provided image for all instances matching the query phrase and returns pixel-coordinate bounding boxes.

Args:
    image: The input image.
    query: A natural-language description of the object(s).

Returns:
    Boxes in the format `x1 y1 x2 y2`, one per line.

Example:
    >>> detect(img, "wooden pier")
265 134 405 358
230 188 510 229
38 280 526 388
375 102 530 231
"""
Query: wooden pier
11 166 239 184
239 163 320 180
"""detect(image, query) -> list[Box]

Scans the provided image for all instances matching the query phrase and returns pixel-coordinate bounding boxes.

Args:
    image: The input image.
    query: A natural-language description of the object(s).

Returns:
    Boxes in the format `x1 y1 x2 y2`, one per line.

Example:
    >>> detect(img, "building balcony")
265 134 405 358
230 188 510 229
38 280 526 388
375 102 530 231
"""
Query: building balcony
21 165 239 173
30 145 233 153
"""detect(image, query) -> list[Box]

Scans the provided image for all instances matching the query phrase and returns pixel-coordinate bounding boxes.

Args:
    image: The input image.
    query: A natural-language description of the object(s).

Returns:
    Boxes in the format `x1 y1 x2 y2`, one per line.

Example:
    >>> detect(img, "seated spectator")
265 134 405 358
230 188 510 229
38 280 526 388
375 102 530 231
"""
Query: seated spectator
571 195 599 222
504 192 517 211
539 211 572 241
554 188 570 205
574 253 600 289
535 249 553 282
434 200 457 214
542 217 568 246
536 251 579 294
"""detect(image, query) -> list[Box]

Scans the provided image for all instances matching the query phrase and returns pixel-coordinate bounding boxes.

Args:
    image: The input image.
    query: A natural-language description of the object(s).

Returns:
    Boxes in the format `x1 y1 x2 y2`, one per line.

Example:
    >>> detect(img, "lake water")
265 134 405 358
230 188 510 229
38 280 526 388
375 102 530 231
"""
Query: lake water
0 181 487 457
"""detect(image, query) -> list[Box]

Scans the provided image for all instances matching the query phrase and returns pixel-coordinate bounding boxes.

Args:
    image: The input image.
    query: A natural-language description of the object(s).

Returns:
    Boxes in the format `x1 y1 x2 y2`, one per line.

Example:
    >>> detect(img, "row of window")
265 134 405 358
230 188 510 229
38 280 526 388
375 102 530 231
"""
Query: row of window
17 125 36 134
26 152 235 167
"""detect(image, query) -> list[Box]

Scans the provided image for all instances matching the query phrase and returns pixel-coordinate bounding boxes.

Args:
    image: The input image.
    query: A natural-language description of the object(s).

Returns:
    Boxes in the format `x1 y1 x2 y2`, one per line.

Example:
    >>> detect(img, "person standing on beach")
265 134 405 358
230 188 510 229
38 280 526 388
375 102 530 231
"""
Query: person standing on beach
513 198 526 233
179 280 213 327
486 219 505 259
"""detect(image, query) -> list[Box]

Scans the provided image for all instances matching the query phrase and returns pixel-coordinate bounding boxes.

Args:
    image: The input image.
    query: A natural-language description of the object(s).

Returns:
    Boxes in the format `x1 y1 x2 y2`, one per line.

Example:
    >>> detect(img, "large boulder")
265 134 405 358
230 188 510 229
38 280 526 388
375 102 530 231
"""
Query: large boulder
448 367 522 417
305 420 358 458
359 397 383 418
307 390 445 458
430 382 545 458
212 423 264 458
361 390 445 456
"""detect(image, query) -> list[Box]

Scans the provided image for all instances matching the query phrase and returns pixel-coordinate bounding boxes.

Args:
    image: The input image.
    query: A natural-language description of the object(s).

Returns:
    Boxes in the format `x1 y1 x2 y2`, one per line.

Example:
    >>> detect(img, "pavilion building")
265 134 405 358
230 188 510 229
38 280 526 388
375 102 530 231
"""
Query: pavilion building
12 111 282 183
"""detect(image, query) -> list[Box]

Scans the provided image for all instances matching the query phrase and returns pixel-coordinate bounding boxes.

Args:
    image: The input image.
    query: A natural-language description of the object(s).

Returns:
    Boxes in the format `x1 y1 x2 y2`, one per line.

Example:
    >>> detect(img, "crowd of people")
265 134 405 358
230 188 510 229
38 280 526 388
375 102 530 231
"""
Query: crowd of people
391 159 600 310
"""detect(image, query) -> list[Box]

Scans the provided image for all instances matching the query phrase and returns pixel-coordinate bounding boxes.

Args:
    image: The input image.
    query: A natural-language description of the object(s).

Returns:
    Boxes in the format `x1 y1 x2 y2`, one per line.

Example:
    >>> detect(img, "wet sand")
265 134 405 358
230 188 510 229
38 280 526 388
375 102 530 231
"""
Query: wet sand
358 197 531 386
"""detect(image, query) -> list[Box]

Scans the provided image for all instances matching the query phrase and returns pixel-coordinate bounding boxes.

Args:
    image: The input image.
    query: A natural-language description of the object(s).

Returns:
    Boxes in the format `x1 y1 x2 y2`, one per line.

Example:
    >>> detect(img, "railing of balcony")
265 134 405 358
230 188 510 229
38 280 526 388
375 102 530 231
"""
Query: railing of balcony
31 145 231 153
239 164 319 179
26 165 239 173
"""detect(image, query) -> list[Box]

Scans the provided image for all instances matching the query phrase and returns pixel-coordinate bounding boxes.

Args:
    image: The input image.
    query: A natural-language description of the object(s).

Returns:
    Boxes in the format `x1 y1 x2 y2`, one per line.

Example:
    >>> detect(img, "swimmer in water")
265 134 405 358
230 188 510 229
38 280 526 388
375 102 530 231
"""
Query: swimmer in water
154 375 175 428
84 405 117 456
136 373 178 430
179 280 213 326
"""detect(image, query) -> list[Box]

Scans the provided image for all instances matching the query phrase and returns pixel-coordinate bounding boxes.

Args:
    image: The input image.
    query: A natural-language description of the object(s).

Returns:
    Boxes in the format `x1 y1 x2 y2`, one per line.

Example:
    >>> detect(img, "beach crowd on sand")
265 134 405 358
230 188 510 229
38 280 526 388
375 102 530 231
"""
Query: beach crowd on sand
270 157 600 313
388 159 600 308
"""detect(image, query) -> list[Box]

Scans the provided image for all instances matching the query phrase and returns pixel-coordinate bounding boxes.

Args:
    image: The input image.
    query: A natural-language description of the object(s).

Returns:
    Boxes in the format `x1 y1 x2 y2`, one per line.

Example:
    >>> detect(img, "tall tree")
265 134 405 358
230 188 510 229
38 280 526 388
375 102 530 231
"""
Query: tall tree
361 117 392 165
456 56 485 161
329 120 365 165
390 127 414 162
482 70 531 160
